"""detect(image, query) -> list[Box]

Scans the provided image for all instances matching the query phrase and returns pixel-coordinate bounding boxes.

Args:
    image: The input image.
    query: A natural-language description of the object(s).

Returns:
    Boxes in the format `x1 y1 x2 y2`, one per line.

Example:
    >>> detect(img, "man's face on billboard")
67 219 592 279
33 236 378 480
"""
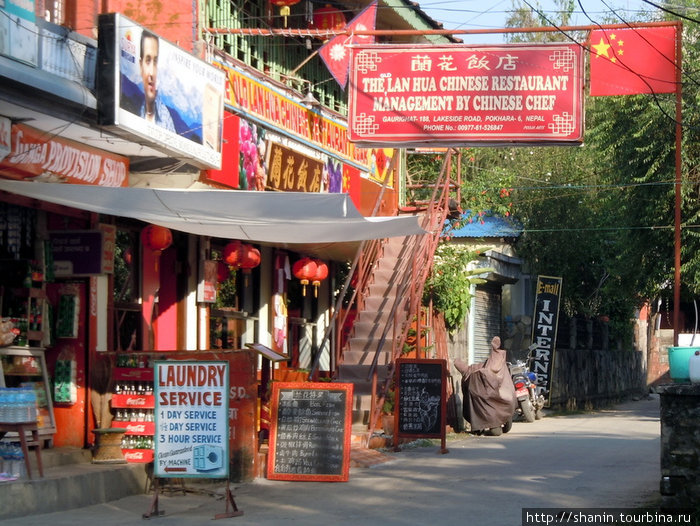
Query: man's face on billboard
140 35 159 110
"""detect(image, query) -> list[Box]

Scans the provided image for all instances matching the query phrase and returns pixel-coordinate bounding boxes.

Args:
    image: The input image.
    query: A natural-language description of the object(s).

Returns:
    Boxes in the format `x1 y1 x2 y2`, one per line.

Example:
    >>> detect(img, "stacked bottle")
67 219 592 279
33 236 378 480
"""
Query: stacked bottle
121 435 154 449
0 388 37 423
0 442 26 479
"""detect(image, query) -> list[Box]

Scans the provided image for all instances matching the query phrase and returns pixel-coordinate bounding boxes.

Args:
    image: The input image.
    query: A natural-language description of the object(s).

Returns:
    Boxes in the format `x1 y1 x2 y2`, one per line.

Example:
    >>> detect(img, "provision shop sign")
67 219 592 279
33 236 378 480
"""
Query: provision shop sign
348 44 584 146
0 123 128 186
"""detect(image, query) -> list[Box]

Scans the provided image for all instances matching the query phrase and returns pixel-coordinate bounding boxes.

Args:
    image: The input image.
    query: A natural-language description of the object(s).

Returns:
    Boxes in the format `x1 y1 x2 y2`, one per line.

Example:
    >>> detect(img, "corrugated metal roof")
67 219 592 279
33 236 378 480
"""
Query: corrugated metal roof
444 213 523 239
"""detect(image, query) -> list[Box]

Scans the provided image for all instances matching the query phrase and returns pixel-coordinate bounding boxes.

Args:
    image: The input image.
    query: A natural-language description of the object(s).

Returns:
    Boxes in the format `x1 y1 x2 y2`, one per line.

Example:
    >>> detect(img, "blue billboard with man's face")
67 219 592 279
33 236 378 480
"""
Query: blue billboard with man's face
97 14 224 170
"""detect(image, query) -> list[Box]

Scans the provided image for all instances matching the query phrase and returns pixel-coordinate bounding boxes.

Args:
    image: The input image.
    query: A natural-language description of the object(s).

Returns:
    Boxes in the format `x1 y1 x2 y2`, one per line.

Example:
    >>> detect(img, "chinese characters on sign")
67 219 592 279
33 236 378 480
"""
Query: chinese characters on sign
267 382 353 482
348 44 583 146
266 143 324 192
396 359 446 438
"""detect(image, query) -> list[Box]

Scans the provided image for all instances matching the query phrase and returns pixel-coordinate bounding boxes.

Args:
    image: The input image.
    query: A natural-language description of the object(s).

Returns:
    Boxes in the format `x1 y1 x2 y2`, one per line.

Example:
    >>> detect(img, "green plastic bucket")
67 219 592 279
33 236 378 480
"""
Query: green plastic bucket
668 346 700 383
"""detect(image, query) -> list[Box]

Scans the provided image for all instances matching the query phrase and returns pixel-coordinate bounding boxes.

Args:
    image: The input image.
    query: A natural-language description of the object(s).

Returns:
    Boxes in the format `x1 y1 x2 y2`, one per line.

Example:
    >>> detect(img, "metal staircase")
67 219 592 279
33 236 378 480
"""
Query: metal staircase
310 150 460 446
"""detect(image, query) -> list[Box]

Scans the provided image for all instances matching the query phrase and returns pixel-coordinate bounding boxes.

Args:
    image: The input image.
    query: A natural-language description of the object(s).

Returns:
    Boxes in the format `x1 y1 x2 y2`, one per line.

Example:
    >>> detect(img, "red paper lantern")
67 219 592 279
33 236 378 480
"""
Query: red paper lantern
311 260 329 297
270 0 300 26
292 257 317 296
238 245 261 272
312 4 345 31
217 261 230 283
141 225 172 253
223 240 244 267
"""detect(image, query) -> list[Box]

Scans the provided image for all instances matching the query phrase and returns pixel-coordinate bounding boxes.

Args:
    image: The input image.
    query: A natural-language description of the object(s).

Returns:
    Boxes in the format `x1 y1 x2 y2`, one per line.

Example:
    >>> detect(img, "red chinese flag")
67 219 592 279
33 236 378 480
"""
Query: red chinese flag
318 1 377 89
589 26 677 96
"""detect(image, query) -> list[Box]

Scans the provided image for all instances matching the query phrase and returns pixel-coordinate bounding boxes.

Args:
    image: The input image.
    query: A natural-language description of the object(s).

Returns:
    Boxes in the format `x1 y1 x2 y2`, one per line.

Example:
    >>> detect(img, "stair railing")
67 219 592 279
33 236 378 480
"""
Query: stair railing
366 150 457 437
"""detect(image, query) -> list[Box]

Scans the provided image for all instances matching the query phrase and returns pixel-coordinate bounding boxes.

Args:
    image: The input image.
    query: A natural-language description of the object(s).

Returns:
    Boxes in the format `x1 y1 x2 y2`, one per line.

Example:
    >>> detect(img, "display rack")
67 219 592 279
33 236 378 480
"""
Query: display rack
111 362 155 463
0 346 56 446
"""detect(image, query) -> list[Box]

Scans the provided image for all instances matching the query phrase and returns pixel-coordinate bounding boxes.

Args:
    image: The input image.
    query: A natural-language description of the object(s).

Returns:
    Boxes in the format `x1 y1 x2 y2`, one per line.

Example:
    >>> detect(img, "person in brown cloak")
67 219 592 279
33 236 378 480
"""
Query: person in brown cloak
454 336 517 436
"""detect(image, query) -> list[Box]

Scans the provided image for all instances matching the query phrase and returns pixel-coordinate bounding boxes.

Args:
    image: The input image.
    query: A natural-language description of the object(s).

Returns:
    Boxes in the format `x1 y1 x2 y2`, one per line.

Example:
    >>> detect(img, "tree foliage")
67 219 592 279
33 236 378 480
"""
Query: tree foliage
423 243 493 332
406 1 700 342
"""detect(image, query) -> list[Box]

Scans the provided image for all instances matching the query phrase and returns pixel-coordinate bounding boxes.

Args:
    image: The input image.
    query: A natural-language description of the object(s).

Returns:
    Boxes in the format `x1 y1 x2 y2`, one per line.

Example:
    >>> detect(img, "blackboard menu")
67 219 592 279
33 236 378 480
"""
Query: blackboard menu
267 382 353 482
396 359 446 438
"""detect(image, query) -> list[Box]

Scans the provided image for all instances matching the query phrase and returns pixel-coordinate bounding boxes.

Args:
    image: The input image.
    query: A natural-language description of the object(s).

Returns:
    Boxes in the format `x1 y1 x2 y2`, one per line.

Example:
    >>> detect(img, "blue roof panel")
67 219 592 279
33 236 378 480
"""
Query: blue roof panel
445 213 523 239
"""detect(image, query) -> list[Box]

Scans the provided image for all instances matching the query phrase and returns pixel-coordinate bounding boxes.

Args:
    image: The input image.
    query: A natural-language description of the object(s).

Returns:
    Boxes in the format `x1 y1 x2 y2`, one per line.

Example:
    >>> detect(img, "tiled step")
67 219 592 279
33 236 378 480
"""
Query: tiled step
342 349 391 366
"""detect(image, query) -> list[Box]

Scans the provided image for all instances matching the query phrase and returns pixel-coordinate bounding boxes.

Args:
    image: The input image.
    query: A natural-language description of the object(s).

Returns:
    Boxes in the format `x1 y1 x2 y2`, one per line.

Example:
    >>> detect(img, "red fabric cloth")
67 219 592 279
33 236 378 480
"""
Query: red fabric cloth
318 1 377 88
589 26 677 96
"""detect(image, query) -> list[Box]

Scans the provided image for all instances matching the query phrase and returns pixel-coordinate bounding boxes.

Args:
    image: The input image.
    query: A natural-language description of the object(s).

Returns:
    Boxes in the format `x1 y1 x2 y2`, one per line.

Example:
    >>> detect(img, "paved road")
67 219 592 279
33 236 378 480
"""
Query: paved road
3 395 661 526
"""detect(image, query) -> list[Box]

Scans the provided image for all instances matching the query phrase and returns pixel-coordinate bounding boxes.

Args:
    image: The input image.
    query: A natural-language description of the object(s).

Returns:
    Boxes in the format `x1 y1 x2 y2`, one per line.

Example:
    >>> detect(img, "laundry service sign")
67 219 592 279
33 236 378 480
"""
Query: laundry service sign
154 361 229 478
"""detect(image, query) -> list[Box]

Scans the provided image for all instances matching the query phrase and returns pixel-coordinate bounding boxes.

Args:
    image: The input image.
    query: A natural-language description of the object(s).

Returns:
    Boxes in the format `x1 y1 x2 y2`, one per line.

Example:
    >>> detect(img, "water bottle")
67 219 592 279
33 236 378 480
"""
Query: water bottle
0 443 8 474
6 390 17 423
0 389 8 423
9 443 22 479
690 350 700 384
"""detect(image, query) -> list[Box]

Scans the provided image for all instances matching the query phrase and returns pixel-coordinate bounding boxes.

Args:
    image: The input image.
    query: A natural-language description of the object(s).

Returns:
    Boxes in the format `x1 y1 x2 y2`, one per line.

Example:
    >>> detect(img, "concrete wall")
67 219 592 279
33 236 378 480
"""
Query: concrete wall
548 348 646 409
502 314 646 409
658 384 700 508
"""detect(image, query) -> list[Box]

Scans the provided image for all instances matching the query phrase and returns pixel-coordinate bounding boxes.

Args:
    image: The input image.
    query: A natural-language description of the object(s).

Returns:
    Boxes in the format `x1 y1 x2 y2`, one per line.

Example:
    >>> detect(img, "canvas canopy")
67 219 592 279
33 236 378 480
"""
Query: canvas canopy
0 180 425 259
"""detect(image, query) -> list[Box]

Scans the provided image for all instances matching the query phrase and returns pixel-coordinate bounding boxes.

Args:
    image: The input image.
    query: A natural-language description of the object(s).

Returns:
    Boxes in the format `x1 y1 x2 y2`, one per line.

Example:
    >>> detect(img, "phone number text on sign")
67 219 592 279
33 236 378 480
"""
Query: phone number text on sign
348 44 583 146
154 361 229 478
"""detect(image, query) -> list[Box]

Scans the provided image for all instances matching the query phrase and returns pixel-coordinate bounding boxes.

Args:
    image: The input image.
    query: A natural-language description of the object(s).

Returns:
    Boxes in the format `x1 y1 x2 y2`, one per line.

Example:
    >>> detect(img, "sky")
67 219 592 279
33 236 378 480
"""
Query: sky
416 1 654 43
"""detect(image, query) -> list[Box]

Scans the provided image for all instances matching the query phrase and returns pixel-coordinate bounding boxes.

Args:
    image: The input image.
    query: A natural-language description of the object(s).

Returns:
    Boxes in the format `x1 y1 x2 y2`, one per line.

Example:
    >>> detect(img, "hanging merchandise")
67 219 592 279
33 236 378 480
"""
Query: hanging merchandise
53 348 77 404
292 257 317 296
56 294 79 339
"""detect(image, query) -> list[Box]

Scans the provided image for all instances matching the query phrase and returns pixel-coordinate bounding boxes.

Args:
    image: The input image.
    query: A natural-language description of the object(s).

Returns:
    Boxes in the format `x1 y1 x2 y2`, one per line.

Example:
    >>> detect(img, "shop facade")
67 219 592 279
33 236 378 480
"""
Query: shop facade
0 1 440 480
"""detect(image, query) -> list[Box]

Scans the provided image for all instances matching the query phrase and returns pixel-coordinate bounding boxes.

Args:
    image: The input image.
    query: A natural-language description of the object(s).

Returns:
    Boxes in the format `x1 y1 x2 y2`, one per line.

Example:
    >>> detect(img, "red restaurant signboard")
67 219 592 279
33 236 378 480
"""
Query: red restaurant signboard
348 44 584 146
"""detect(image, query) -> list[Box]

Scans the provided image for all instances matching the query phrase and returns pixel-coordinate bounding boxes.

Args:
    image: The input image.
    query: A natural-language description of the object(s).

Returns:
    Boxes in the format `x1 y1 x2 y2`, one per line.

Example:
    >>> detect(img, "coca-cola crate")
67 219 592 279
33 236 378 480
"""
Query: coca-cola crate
113 367 154 382
122 448 154 463
111 393 155 409
113 421 155 435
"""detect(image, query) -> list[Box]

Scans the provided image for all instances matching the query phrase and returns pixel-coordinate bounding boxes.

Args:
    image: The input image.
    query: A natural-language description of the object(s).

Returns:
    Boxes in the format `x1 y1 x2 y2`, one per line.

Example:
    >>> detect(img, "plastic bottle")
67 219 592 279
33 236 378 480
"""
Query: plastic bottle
9 443 23 479
0 443 7 474
0 389 8 423
689 350 700 384
5 390 17 423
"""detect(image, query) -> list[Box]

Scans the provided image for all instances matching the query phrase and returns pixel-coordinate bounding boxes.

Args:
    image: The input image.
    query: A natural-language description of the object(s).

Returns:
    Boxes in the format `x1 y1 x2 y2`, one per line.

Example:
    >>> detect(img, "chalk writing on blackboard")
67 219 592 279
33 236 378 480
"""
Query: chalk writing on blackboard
267 382 353 482
397 360 445 437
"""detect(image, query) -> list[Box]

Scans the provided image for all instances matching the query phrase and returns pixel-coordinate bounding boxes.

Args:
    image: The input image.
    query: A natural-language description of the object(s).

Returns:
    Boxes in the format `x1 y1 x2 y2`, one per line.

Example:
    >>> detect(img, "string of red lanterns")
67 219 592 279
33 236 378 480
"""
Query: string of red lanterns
292 257 329 297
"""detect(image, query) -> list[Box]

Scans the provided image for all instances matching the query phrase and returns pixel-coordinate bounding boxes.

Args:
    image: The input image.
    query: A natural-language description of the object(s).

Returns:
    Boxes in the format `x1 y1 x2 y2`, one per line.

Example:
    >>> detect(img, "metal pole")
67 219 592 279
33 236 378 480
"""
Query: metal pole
673 21 683 346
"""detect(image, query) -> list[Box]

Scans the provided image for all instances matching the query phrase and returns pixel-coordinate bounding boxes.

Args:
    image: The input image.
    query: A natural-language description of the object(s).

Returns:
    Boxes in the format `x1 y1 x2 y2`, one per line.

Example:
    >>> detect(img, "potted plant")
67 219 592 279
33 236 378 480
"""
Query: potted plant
381 388 395 436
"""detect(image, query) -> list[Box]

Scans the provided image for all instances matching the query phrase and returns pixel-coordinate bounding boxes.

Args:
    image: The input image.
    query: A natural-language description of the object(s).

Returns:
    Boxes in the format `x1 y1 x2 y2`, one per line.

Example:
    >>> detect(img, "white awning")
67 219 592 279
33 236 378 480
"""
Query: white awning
0 180 425 257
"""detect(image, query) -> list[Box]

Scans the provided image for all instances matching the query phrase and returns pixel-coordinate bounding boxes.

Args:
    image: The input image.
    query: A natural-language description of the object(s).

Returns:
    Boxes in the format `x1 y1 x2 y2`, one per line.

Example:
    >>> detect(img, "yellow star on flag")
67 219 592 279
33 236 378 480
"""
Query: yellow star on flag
592 37 612 59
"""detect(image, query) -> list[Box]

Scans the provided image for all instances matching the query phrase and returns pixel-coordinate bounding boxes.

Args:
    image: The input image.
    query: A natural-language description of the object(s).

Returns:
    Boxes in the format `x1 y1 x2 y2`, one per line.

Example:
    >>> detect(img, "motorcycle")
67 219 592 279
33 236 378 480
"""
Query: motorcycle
509 345 545 422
